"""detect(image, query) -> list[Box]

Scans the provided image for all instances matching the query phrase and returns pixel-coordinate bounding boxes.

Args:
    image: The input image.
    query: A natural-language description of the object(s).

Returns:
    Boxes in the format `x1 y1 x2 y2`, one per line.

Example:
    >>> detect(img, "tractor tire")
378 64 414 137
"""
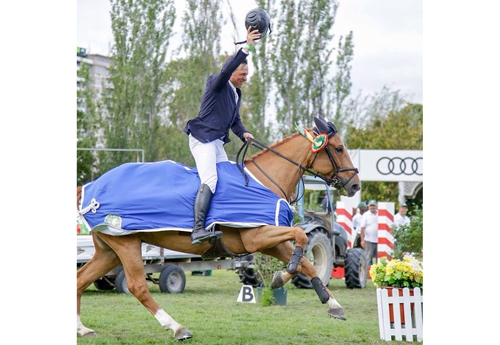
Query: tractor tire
236 267 262 288
344 248 367 288
291 273 312 288
292 229 333 288
93 276 115 291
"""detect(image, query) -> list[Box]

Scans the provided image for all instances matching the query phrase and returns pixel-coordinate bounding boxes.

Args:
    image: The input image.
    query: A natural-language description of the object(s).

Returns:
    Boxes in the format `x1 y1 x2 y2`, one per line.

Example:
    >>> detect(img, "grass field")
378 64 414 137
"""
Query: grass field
78 269 422 345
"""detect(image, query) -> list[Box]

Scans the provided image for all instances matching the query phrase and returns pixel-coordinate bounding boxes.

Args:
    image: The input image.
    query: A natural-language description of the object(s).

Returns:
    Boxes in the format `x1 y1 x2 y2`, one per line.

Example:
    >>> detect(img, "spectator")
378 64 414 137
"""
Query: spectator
394 203 410 229
321 193 328 212
360 199 379 268
352 201 367 235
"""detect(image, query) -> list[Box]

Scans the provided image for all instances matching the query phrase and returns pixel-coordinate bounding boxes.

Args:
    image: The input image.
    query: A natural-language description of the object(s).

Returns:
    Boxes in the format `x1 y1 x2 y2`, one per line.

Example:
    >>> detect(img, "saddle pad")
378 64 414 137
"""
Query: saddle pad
79 160 294 234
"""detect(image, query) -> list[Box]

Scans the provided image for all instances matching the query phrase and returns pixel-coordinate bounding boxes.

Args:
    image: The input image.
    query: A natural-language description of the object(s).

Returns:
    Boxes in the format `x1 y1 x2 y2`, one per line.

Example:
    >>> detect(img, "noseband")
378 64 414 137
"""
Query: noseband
235 137 358 200
310 145 359 191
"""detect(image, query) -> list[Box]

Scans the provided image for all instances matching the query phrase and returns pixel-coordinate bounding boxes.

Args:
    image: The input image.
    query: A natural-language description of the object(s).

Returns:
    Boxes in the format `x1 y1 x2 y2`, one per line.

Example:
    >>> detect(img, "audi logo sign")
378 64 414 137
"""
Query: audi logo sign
347 149 423 182
376 157 423 176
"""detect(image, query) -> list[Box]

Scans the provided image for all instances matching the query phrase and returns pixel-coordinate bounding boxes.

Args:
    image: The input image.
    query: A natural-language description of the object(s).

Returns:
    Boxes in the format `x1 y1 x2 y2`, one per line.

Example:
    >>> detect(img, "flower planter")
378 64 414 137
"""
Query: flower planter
376 287 423 342
382 287 415 324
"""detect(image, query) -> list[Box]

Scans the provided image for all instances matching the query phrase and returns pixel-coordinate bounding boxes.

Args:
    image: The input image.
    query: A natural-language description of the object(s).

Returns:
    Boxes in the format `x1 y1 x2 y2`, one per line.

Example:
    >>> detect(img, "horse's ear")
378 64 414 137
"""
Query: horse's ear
313 115 337 138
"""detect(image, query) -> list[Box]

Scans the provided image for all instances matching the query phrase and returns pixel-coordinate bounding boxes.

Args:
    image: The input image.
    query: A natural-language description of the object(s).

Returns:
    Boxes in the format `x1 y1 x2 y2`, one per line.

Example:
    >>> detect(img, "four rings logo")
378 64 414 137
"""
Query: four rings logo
376 157 423 176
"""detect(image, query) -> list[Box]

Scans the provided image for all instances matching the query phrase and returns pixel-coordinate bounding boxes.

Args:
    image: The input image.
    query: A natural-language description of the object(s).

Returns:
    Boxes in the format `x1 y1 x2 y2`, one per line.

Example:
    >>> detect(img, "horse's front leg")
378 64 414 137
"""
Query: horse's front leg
265 242 347 321
294 254 347 320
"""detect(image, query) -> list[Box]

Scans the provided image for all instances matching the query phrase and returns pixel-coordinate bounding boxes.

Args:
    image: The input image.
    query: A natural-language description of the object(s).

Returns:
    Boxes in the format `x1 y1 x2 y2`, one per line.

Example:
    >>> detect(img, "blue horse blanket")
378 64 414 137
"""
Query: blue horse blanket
78 160 294 235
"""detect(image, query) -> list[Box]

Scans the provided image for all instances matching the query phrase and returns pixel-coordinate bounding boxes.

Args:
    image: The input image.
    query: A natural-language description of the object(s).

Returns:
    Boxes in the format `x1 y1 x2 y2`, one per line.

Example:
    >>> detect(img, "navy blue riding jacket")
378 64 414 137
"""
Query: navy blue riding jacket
183 48 250 144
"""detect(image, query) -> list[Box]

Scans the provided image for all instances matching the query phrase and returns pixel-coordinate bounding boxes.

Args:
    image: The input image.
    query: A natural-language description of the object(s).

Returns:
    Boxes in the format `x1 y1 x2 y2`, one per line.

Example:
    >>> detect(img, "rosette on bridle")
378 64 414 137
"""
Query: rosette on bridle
294 122 329 153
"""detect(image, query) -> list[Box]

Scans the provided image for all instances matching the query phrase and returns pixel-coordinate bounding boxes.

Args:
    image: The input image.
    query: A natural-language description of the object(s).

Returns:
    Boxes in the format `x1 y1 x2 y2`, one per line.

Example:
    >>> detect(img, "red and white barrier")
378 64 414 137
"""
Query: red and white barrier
335 201 395 258
335 201 353 248
377 202 394 259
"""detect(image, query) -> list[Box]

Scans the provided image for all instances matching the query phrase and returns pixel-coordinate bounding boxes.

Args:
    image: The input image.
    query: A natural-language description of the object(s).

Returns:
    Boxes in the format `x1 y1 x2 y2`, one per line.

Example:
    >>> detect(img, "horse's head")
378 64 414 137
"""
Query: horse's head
299 115 360 197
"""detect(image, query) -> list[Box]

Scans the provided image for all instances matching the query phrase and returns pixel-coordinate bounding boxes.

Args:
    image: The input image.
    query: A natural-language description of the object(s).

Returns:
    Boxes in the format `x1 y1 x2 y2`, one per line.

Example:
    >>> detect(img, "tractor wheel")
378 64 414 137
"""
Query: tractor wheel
292 229 333 288
291 273 312 288
93 276 115 291
236 267 262 287
344 248 367 288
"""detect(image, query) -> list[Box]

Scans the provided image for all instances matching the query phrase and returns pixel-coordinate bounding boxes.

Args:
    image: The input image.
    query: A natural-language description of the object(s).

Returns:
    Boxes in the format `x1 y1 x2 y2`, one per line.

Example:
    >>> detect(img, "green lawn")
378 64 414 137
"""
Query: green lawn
78 269 422 344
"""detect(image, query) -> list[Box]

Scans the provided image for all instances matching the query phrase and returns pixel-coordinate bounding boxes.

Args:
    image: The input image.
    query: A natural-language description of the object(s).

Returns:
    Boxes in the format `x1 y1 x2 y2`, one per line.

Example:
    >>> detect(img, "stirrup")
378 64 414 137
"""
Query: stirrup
191 229 223 246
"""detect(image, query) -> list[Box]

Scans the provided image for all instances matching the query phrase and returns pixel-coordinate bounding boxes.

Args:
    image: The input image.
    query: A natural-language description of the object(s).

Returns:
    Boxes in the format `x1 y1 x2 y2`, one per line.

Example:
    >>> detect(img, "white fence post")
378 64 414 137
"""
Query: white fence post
376 287 423 342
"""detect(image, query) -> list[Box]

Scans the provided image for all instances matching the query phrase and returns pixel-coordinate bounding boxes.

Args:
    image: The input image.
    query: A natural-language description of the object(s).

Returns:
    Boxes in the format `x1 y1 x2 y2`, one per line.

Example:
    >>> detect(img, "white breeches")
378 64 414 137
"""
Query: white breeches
189 134 228 193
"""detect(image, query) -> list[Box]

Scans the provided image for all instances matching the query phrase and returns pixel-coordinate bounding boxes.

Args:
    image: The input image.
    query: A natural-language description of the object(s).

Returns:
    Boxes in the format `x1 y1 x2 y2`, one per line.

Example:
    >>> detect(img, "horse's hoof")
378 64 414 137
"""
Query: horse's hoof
328 307 347 321
271 271 284 289
81 331 98 337
174 327 193 341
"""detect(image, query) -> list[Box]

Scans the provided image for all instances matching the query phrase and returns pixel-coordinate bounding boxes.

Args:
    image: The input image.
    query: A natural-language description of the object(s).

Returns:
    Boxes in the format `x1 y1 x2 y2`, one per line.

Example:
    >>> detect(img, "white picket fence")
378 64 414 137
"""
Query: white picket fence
376 287 423 342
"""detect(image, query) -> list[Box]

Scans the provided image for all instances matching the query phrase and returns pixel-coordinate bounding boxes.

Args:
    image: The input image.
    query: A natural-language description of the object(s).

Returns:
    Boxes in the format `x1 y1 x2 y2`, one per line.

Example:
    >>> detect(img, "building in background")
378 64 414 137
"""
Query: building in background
77 47 111 113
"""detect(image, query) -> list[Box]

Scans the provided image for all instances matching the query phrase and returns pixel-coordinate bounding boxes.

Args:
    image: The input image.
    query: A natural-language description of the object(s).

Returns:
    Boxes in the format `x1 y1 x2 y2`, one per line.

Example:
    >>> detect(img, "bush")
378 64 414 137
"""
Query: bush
392 206 423 259
254 254 286 306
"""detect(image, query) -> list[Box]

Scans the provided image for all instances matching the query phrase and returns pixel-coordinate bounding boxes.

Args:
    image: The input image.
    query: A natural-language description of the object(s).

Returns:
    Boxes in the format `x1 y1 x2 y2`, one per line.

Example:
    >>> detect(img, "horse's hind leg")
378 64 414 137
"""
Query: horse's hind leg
95 233 193 341
77 233 121 337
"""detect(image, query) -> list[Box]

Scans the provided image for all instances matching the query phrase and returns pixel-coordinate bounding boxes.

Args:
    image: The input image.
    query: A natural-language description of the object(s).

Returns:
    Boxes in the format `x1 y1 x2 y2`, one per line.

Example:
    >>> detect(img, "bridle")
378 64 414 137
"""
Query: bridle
235 136 359 201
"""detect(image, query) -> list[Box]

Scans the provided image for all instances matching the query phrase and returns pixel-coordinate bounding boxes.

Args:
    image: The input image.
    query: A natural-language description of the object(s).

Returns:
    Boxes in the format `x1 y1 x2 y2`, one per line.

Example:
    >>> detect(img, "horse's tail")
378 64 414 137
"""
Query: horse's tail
77 186 82 210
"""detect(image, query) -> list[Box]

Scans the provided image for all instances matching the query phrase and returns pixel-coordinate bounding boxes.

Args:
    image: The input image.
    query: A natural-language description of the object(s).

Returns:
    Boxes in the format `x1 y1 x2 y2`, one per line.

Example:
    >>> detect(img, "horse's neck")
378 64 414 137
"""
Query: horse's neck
245 134 313 200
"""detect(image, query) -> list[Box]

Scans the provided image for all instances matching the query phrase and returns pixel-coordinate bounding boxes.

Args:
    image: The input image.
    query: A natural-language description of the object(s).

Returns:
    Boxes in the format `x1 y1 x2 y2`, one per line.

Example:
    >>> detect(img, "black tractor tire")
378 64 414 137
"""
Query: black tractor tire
292 229 333 289
115 267 131 294
159 264 186 293
236 267 262 288
291 273 312 288
93 276 115 291
344 247 367 289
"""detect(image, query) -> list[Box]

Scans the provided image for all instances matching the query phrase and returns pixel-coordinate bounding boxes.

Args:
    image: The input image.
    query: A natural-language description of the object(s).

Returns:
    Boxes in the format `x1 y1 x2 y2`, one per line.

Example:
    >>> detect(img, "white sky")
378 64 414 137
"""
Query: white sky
77 0 423 104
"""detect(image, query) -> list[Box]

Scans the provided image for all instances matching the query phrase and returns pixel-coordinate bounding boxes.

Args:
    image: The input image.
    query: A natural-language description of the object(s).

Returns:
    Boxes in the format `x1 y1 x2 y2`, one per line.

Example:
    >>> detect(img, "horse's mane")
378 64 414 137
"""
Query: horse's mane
243 131 306 163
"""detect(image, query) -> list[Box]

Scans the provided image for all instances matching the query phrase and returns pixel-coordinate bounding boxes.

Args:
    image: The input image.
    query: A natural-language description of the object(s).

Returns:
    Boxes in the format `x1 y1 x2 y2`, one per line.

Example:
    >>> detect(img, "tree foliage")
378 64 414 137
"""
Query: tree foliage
77 63 100 185
334 31 354 125
77 0 421 209
393 206 423 259
344 103 423 205
270 0 342 136
101 0 176 173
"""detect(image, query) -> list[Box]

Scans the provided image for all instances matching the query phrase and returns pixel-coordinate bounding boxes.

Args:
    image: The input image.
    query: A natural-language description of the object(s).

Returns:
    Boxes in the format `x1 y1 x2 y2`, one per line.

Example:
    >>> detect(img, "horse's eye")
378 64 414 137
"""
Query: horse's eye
335 147 343 153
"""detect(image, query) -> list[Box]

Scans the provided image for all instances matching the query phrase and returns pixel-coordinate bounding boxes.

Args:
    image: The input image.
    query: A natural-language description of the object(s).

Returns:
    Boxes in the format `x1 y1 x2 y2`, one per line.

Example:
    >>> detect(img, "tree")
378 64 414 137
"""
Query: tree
101 0 176 172
344 103 423 205
77 62 100 185
392 206 423 259
166 0 223 129
334 31 354 125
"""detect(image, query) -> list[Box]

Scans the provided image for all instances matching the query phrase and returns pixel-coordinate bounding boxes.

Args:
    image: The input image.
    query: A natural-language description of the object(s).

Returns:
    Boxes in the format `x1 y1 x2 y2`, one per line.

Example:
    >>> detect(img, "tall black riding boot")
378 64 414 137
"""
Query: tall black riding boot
191 184 223 246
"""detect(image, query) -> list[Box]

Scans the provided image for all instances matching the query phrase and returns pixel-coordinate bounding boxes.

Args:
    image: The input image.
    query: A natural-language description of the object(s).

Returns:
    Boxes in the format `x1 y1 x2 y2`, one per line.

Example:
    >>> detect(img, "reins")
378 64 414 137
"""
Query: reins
235 137 357 202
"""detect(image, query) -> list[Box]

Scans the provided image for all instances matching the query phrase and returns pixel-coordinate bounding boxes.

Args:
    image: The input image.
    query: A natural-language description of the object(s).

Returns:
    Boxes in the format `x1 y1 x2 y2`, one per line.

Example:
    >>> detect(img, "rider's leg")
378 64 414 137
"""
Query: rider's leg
188 135 225 245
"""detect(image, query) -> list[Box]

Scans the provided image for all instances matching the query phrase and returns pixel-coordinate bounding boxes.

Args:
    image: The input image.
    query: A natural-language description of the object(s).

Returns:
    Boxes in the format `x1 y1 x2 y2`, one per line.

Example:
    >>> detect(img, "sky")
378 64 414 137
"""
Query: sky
77 0 423 104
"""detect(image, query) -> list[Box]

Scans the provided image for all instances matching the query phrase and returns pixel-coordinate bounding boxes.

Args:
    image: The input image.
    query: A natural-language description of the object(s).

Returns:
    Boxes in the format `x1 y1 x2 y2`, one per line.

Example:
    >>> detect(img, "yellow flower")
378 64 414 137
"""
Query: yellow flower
370 254 423 288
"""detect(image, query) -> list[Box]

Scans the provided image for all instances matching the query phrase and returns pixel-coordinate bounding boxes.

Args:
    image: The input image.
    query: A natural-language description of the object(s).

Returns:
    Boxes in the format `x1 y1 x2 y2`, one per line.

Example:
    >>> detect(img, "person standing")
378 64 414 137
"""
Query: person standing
394 202 410 229
183 26 259 246
352 201 367 247
352 201 367 234
321 193 328 212
360 199 379 267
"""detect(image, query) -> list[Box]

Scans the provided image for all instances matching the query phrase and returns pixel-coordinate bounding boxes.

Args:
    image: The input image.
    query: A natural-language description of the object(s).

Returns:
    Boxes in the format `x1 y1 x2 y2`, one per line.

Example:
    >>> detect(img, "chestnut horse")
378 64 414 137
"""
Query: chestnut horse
77 116 360 341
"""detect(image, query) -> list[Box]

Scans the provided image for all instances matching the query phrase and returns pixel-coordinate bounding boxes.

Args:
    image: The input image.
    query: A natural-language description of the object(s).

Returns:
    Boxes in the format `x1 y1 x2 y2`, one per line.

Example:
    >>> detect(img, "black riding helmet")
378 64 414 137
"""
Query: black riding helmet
245 8 272 38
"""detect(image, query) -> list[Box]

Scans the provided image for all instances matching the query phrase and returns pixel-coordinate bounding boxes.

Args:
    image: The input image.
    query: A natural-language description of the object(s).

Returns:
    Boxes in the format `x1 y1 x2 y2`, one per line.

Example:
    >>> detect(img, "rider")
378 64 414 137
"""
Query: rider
183 26 258 246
